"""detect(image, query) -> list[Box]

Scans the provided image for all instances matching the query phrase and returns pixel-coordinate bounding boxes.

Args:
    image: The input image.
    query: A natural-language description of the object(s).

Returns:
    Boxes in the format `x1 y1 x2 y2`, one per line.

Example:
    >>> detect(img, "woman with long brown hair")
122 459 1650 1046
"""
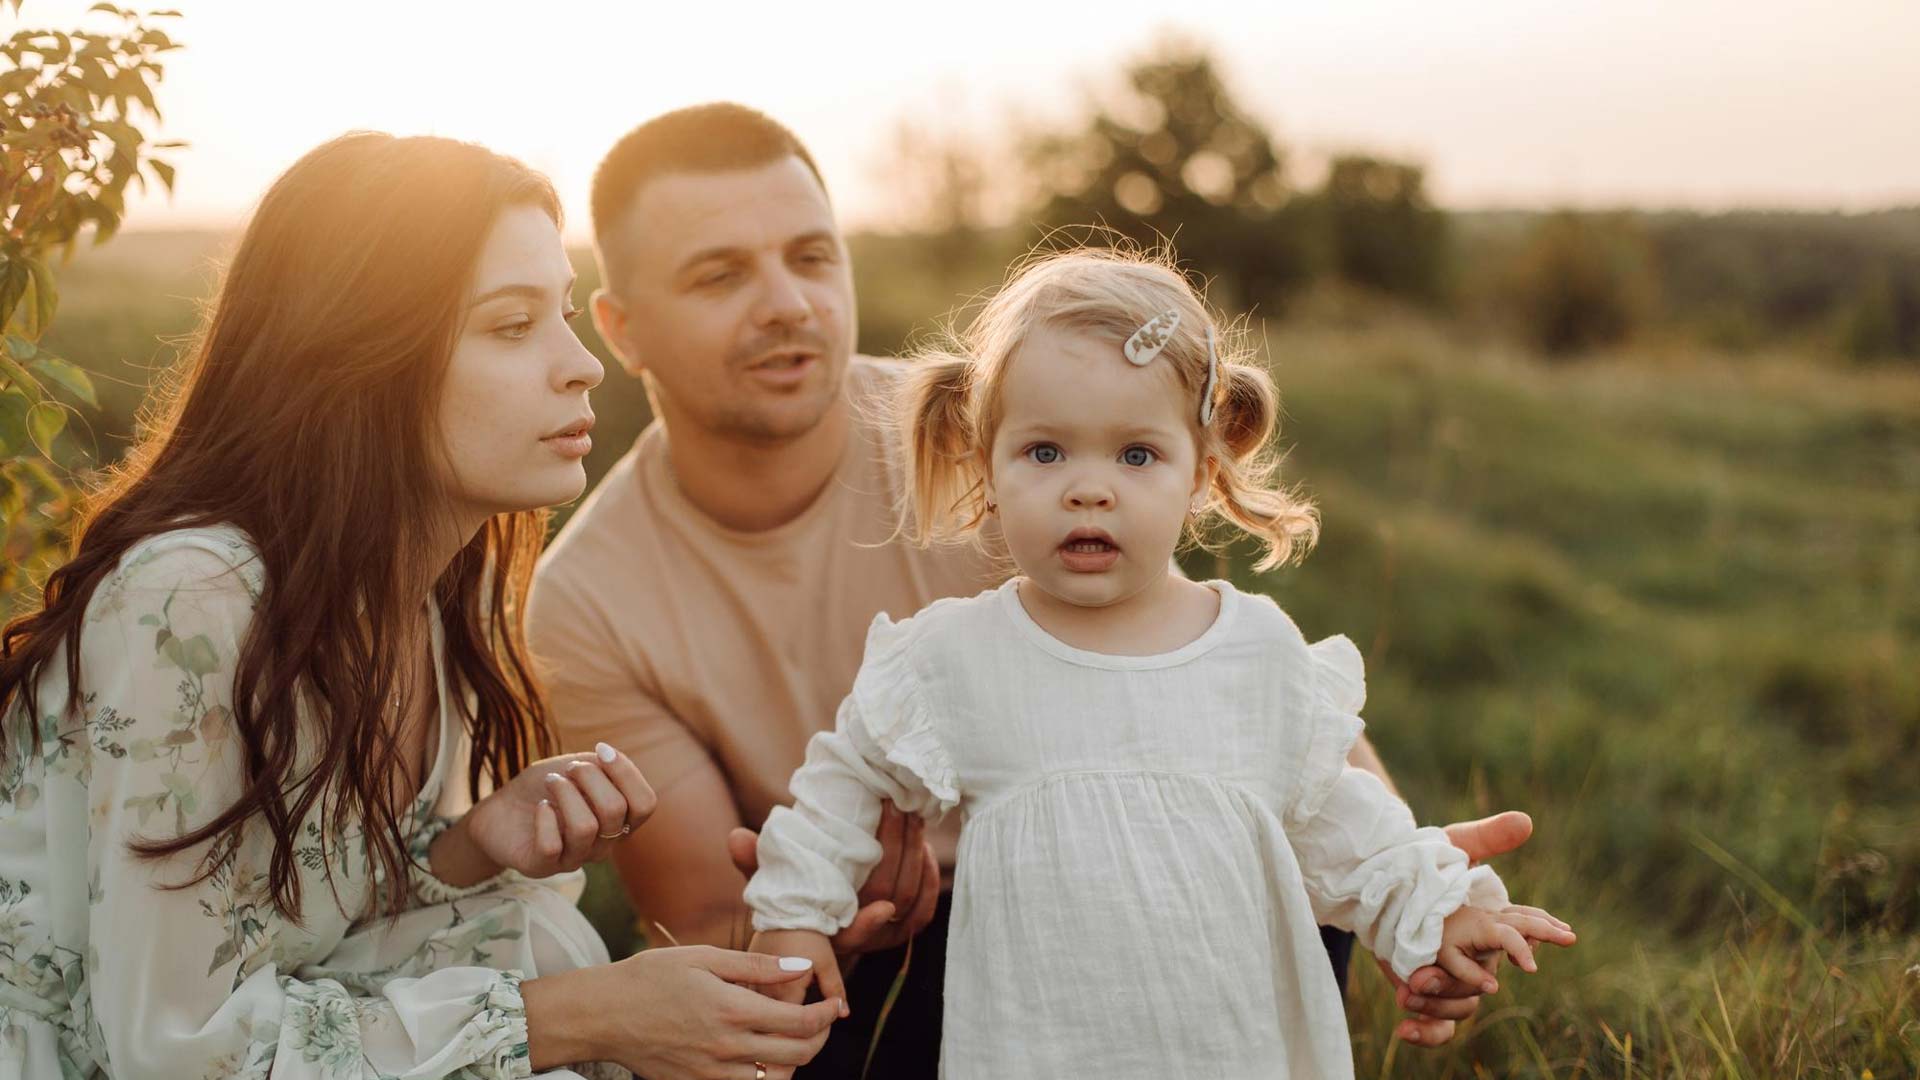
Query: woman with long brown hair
0 133 839 1079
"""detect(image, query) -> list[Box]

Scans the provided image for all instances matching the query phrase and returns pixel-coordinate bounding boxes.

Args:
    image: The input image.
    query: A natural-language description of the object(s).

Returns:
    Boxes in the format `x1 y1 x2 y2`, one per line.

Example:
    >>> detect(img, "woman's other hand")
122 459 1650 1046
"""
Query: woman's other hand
447 742 658 882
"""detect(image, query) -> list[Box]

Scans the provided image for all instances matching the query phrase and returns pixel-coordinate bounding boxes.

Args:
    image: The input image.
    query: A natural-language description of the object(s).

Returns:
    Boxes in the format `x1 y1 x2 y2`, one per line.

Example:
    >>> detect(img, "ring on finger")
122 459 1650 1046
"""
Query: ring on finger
596 822 633 840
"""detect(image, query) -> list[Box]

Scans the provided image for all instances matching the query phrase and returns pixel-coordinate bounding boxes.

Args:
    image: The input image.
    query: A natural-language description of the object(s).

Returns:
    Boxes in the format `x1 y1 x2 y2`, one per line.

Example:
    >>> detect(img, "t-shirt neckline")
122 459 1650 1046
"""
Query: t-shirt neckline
998 577 1239 671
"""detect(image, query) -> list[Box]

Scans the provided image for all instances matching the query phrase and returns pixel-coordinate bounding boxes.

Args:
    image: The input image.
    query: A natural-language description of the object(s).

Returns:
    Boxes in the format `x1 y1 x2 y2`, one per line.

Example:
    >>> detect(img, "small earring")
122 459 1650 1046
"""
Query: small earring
985 500 998 514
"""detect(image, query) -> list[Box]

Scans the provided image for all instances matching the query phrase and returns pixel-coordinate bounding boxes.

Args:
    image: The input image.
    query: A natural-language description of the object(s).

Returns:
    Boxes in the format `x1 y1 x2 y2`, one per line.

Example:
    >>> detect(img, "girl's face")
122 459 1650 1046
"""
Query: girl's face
438 204 605 527
984 322 1211 612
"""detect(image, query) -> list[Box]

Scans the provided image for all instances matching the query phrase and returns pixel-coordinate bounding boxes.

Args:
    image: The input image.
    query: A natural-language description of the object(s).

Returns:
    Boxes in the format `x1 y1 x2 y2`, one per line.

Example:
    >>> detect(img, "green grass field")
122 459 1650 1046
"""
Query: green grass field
18 231 1920 1078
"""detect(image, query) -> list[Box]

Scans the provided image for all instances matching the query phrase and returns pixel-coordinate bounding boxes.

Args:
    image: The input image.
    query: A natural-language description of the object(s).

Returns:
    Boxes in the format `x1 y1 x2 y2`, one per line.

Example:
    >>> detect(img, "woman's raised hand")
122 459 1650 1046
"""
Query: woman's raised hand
457 742 658 880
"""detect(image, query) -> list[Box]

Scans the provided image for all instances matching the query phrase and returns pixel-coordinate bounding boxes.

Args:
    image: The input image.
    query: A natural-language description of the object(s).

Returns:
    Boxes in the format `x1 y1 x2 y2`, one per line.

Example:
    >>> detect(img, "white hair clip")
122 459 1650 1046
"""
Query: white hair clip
1123 308 1180 366
1200 324 1219 426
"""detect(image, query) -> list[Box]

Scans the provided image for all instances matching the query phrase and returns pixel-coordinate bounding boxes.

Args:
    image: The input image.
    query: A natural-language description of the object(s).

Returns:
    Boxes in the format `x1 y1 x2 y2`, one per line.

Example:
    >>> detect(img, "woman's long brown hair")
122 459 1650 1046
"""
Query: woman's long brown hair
0 132 562 922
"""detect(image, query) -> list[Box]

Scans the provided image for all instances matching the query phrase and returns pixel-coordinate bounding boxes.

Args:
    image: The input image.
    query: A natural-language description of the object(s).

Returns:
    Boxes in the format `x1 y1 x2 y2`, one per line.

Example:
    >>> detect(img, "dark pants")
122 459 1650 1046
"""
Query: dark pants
795 891 1355 1080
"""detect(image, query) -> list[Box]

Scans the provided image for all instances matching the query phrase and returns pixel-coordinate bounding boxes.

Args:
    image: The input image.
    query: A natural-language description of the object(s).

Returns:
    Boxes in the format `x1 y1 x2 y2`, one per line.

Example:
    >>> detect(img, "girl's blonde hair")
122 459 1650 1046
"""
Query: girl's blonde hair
899 245 1319 571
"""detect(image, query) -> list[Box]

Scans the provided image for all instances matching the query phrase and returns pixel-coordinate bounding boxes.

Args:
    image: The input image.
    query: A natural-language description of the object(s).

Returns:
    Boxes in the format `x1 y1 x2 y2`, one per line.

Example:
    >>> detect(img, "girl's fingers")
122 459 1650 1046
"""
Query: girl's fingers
563 758 630 838
1436 945 1499 995
594 742 658 827
543 771 600 864
534 798 562 861
1505 904 1573 934
1495 923 1538 973
1501 911 1576 946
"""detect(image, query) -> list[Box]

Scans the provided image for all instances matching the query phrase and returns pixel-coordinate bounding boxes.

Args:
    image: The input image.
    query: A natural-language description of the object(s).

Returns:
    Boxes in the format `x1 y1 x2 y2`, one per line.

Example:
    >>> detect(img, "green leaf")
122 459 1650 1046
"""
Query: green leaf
0 260 26 336
146 157 174 195
0 350 40 402
32 355 98 408
0 389 28 456
26 256 56 338
4 335 36 362
26 400 65 453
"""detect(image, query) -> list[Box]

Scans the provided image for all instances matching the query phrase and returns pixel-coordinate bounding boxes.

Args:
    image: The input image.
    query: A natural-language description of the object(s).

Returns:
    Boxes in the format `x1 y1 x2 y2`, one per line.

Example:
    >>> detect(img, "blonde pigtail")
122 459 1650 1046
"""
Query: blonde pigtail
1201 361 1320 571
897 353 989 546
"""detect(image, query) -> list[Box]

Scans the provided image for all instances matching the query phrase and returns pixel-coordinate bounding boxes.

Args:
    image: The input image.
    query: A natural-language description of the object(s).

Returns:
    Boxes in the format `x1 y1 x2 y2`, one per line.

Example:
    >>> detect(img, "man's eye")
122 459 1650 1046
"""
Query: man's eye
1121 446 1157 467
698 270 735 288
1028 445 1062 465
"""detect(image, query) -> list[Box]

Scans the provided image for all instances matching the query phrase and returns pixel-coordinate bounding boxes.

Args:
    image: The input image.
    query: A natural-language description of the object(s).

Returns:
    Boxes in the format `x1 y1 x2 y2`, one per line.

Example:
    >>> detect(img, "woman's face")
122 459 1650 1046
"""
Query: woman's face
438 204 604 526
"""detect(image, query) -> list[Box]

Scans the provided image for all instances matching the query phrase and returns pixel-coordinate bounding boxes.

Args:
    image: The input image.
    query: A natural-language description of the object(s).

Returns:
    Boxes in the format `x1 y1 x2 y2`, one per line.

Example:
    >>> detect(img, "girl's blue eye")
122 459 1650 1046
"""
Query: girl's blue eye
1121 446 1157 467
1028 444 1062 465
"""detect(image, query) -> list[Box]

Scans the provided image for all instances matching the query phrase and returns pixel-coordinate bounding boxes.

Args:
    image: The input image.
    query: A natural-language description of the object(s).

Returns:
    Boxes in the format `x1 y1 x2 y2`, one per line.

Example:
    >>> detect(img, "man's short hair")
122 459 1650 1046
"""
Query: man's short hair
591 103 828 277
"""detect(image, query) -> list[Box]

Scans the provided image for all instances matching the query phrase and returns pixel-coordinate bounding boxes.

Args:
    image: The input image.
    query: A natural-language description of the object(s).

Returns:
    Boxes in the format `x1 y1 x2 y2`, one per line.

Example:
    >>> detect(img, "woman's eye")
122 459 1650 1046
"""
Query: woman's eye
1027 444 1062 465
495 320 533 341
1121 446 1157 467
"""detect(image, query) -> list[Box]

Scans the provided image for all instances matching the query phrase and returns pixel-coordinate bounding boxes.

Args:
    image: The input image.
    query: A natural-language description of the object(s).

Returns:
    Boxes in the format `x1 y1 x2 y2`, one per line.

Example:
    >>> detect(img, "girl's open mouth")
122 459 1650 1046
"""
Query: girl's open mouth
1057 528 1121 572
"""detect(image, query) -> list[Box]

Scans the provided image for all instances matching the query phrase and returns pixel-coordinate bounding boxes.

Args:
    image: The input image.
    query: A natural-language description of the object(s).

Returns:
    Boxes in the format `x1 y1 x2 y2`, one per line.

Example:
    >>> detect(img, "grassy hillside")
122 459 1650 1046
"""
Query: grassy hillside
17 229 1919 1077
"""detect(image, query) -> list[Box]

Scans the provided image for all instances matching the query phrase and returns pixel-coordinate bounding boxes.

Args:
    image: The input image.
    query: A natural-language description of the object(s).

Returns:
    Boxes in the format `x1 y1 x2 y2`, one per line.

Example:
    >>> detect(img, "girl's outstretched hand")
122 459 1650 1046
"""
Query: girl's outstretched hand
1434 903 1577 993
750 928 849 1012
437 742 658 884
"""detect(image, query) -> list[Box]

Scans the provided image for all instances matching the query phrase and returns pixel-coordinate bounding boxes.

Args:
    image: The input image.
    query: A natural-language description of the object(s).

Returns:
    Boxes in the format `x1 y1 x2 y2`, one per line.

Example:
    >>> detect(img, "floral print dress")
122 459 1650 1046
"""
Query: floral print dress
0 526 621 1079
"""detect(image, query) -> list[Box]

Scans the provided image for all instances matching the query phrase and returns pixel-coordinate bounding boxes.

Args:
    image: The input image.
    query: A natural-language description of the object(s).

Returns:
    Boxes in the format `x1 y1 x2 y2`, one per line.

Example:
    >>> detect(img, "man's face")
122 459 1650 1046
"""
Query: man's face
593 156 854 444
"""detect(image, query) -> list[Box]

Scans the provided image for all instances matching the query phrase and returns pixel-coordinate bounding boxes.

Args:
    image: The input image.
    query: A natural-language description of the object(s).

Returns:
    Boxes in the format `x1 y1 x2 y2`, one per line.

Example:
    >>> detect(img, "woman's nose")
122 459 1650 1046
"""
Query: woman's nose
558 335 604 393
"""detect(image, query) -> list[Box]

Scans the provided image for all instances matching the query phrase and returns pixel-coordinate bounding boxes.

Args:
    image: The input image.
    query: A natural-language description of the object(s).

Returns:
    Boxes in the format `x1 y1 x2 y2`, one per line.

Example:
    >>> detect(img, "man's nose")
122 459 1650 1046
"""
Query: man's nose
753 264 814 328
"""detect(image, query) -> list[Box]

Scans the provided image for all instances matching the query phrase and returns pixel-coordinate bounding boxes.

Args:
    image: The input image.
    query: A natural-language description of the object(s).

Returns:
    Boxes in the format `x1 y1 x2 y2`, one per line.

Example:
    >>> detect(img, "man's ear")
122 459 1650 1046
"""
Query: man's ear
591 287 644 377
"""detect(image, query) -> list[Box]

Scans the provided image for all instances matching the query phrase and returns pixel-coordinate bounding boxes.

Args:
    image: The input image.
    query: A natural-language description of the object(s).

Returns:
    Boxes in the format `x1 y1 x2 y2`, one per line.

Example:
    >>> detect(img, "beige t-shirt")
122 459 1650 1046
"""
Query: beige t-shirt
529 357 1004 860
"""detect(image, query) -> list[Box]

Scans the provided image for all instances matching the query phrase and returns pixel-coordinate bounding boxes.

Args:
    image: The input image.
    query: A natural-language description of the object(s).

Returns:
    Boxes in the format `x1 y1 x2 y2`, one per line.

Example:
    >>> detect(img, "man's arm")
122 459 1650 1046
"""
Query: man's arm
611 755 757 949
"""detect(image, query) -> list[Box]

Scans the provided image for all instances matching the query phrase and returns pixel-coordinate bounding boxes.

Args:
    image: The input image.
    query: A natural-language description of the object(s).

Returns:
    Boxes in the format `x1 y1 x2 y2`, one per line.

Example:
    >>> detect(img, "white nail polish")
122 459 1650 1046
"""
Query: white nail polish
778 956 813 972
597 742 617 763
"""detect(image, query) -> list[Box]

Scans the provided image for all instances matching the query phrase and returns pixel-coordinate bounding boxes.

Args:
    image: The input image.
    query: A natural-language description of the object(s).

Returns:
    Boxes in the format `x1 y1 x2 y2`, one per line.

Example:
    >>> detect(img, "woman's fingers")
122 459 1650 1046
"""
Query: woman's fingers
564 758 630 839
542 771 600 864
534 798 562 861
729 1030 833 1068
594 742 659 827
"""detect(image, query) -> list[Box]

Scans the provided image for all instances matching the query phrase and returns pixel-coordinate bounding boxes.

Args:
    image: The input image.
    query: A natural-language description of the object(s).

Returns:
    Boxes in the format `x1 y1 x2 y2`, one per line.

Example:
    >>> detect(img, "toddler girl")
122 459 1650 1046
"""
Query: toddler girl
744 248 1573 1078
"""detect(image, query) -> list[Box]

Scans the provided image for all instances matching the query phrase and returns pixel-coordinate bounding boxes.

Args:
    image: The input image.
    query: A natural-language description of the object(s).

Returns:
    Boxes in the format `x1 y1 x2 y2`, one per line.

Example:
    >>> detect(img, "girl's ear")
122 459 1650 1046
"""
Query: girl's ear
1191 453 1220 511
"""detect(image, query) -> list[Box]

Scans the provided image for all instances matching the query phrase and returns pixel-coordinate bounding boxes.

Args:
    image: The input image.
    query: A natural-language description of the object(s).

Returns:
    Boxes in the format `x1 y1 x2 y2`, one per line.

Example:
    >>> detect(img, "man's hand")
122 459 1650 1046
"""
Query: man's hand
1383 810 1535 1046
730 801 941 960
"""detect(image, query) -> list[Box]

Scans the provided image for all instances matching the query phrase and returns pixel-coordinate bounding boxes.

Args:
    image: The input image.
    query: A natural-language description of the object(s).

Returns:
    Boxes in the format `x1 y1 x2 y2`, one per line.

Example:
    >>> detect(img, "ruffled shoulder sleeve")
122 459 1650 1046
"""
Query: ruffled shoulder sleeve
844 610 960 815
1285 634 1368 827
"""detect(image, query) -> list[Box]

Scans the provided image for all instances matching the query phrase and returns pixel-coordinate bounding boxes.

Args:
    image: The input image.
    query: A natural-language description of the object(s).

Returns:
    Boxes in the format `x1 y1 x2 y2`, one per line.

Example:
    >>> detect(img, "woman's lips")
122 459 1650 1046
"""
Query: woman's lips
540 417 595 459
541 432 593 458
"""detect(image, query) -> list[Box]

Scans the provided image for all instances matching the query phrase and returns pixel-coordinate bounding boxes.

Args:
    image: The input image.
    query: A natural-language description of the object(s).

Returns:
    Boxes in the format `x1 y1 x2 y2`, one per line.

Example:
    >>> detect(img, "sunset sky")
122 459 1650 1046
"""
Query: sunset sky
15 0 1920 236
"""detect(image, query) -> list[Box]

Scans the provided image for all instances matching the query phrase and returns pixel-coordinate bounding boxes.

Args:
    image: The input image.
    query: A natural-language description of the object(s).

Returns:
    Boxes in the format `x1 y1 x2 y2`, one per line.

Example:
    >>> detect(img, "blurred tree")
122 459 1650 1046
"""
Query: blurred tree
2 1 182 603
1504 211 1657 358
1318 153 1449 302
1021 39 1315 309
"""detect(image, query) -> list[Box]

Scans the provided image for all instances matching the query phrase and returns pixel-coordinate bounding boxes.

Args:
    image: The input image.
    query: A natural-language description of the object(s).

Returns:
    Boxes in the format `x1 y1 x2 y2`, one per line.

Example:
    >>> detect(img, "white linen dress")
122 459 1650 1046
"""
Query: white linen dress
745 578 1507 1079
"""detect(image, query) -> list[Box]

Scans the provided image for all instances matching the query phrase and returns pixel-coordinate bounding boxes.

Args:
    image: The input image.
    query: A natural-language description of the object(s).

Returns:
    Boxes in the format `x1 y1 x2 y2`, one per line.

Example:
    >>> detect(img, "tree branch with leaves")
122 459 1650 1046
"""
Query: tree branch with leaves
1 0 181 600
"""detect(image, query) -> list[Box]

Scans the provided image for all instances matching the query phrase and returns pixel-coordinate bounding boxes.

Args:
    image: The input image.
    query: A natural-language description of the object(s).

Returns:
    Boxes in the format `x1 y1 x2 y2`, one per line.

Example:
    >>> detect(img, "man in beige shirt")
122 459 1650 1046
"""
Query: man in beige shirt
531 103 1529 1077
